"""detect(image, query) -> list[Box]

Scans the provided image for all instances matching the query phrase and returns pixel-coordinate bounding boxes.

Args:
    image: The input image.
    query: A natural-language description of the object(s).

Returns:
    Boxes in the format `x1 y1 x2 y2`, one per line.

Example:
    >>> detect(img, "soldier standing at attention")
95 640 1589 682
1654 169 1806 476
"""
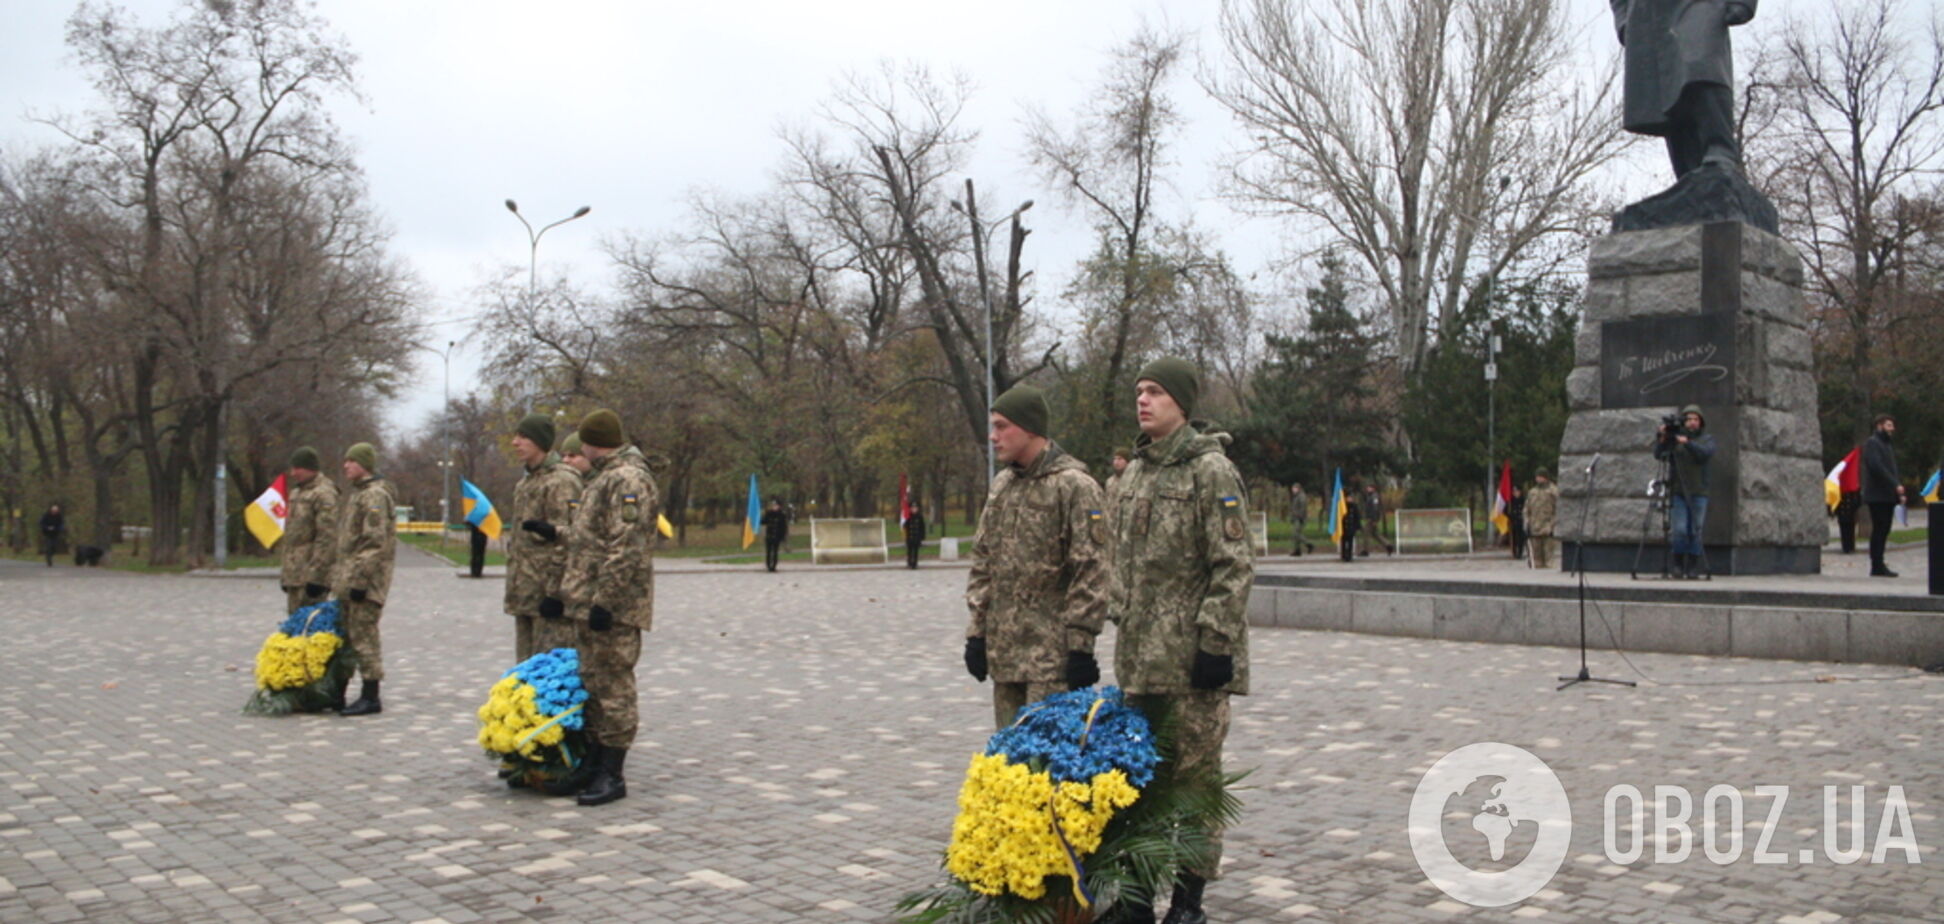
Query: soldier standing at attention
279 446 339 614
507 414 583 661
559 433 592 480
1526 470 1560 570
333 442 397 716
963 385 1108 730
1109 358 1252 924
558 409 657 806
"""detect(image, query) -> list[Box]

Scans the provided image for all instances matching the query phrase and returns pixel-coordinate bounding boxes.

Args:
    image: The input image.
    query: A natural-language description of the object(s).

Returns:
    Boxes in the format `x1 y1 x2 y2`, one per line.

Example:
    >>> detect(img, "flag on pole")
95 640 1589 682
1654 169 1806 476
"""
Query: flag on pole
245 474 288 549
1824 446 1861 512
1491 461 1513 535
742 473 761 550
898 473 913 528
1328 469 1347 546
460 478 502 540
1923 470 1941 504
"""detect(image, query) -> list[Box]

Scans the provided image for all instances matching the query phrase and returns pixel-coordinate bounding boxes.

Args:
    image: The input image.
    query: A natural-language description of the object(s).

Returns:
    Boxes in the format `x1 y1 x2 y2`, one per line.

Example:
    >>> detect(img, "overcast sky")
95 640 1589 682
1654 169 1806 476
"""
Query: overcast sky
1 0 1843 441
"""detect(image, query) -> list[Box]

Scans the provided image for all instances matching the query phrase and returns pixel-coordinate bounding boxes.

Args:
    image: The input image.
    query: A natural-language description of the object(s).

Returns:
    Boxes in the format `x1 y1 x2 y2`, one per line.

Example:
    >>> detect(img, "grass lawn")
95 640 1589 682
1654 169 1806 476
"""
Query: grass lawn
2 541 278 573
401 532 507 568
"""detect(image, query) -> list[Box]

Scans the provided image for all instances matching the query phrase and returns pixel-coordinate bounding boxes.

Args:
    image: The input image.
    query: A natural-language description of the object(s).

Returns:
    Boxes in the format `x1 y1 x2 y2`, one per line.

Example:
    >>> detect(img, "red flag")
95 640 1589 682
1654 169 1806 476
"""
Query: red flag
1838 446 1861 493
898 473 912 527
1491 461 1513 533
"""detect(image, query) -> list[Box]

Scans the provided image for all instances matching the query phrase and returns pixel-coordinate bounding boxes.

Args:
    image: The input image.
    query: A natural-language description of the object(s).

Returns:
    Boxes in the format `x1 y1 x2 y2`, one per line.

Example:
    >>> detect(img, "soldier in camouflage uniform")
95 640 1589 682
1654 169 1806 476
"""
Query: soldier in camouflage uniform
332 442 398 716
964 385 1108 729
556 409 657 806
279 446 339 614
1109 358 1252 924
1525 469 1560 570
506 414 583 661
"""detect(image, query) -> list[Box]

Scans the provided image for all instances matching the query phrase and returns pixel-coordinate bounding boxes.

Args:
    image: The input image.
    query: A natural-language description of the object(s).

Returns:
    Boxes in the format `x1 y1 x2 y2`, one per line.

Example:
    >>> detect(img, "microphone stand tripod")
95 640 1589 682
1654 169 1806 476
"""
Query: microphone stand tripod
1559 457 1636 691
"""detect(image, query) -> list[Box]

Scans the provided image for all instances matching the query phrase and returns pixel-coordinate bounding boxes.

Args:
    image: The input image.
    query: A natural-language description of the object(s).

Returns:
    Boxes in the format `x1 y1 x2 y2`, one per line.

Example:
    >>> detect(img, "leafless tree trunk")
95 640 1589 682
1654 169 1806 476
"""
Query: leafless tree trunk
1207 0 1627 377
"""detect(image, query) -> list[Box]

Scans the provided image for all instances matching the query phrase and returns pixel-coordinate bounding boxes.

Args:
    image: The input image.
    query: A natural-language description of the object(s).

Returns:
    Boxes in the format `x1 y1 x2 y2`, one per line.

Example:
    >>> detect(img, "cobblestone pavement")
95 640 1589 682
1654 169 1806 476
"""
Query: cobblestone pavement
0 550 1938 923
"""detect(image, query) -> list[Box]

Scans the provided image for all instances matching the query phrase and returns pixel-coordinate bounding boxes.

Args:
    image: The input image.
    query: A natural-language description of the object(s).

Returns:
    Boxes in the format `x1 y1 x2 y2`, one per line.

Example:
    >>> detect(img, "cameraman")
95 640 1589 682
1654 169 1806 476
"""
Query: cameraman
1650 404 1717 578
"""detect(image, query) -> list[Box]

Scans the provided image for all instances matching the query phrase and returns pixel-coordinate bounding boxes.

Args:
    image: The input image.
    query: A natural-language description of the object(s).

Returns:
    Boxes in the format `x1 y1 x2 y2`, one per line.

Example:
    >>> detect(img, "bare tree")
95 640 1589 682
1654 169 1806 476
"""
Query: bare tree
1207 0 1628 377
1759 0 1944 437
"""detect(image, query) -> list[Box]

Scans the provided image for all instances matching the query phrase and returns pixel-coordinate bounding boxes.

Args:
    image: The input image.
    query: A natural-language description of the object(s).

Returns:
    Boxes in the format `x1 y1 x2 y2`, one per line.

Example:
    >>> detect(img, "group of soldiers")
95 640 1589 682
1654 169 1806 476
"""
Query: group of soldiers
965 357 1250 924
273 411 660 807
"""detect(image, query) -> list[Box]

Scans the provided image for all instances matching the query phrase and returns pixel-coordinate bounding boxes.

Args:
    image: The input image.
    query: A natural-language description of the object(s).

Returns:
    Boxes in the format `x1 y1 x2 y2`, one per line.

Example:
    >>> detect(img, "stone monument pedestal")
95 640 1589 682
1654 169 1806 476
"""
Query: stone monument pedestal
1557 222 1824 575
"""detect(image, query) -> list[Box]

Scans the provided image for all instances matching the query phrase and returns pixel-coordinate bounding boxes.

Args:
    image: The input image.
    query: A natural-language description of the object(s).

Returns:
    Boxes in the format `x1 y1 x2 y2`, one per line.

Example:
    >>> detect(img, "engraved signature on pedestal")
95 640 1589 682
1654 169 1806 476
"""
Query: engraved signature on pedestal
1615 342 1729 396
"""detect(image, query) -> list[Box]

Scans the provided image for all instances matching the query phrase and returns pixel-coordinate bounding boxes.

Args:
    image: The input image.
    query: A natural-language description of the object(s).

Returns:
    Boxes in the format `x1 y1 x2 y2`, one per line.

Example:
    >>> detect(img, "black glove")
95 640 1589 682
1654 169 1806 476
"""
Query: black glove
1065 651 1100 689
539 597 565 621
303 583 327 599
521 519 558 542
348 588 367 603
589 605 613 632
963 637 988 682
1190 650 1234 690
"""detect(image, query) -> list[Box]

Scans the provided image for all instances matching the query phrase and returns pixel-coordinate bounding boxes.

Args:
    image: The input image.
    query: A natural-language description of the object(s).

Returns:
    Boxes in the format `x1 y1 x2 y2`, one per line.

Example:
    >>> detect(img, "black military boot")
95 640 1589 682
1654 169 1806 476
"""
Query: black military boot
340 680 382 716
541 741 602 796
1161 873 1207 924
577 746 628 806
329 675 351 712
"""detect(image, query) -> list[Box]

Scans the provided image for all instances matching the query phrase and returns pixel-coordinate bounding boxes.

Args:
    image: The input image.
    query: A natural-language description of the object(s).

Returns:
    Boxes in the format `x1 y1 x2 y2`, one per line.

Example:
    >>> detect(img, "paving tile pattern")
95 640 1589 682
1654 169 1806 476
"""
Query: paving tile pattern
0 550 1937 922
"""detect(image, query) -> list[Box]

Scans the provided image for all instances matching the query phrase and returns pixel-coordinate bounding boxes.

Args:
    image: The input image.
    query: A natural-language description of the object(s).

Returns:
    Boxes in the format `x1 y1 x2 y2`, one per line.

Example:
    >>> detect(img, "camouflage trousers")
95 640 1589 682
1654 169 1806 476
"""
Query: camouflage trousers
515 614 578 663
1131 691 1232 879
576 623 641 748
341 599 384 682
992 680 1066 731
1530 535 1557 570
284 586 328 616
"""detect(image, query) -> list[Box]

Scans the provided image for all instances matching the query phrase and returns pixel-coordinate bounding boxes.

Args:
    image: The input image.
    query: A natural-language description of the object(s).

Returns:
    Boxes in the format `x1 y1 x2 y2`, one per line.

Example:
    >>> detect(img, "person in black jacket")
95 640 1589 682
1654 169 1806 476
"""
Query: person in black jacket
1338 484 1362 562
38 504 65 567
1861 415 1906 577
759 499 789 572
1651 404 1718 579
903 509 927 569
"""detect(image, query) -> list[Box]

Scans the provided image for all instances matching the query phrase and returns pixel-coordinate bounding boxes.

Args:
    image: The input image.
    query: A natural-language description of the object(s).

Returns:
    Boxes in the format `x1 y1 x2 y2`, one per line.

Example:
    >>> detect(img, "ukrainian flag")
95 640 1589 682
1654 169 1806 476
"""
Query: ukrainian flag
1924 470 1941 504
1328 468 1347 546
741 473 761 550
460 477 502 540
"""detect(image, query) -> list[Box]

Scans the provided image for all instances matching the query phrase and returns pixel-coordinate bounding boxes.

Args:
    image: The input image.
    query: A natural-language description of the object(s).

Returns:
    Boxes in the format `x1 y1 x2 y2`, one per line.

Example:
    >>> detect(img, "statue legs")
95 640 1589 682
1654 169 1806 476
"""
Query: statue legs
1665 83 1739 177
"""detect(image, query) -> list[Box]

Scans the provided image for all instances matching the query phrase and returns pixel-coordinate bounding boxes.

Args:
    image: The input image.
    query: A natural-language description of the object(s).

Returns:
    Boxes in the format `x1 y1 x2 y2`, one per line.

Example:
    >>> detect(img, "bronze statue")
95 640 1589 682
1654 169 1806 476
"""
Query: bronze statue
1612 1 1756 178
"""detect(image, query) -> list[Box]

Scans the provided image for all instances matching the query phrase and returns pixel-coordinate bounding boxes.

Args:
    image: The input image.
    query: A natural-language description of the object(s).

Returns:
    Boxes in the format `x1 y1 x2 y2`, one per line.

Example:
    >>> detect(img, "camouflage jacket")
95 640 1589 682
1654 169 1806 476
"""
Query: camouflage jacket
1525 483 1559 536
965 444 1109 683
1109 424 1254 695
331 475 398 604
279 474 339 590
504 454 583 617
561 445 658 631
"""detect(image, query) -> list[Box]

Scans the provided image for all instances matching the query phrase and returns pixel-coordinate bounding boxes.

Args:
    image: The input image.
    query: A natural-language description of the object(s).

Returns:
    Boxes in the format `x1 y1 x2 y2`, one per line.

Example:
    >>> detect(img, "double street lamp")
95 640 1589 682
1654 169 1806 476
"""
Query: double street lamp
504 200 590 413
950 184 1033 483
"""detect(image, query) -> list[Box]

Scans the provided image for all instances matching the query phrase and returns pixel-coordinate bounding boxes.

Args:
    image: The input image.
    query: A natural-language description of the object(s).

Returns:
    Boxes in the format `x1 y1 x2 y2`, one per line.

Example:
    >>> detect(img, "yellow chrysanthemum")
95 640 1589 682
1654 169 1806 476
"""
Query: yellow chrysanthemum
475 675 565 758
253 631 342 691
943 753 1140 899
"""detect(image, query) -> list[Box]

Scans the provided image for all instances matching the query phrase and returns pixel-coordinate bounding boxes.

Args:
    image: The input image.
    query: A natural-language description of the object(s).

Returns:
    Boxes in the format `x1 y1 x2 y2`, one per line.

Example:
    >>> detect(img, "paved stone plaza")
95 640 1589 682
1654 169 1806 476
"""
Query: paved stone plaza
1 549 1938 922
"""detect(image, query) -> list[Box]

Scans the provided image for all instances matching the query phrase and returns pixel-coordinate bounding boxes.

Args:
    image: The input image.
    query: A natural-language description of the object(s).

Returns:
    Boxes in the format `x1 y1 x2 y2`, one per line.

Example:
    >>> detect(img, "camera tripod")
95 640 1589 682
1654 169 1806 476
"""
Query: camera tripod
1631 439 1712 581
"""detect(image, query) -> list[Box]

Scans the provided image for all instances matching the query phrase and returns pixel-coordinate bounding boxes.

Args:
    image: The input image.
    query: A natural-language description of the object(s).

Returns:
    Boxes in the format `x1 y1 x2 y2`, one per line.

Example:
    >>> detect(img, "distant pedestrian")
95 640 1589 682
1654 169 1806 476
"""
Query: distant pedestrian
1289 484 1314 556
1861 414 1905 578
1359 482 1392 556
1508 485 1528 560
37 504 64 567
1339 485 1362 562
903 508 927 569
1835 490 1861 554
760 499 789 572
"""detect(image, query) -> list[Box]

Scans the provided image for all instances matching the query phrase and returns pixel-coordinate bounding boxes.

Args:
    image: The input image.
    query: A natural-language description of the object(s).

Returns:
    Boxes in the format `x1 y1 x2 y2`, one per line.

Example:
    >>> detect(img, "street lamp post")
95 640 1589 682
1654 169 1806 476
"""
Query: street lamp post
440 340 456 551
1485 325 1501 547
505 200 591 413
951 182 1033 484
